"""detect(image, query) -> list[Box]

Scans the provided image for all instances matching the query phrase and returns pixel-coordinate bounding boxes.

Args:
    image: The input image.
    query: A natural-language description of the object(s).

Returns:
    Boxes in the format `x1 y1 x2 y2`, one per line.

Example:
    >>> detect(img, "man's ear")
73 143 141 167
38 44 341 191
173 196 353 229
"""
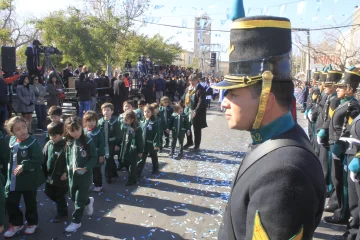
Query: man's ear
265 92 276 114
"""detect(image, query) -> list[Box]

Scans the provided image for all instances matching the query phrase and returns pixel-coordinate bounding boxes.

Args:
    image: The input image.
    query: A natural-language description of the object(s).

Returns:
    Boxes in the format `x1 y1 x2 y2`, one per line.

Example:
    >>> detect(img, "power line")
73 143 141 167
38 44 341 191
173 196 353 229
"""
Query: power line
133 19 360 32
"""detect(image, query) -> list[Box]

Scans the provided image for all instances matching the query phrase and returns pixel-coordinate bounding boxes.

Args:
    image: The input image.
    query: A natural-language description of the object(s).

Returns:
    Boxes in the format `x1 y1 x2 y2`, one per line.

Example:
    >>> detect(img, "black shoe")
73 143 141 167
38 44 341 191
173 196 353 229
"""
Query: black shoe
151 169 159 174
53 213 67 223
183 143 194 149
164 143 170 148
324 205 337 213
332 232 349 240
159 148 163 153
175 154 183 160
169 150 175 157
125 181 137 187
106 177 112 184
323 216 348 225
192 147 200 152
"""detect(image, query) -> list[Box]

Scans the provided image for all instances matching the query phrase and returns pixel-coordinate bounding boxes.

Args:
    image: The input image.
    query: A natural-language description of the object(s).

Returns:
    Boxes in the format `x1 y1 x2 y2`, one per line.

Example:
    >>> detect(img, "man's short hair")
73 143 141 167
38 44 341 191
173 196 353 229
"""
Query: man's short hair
67 63 72 67
123 100 134 108
48 106 62 116
248 81 294 110
138 99 146 106
47 121 64 136
101 102 114 111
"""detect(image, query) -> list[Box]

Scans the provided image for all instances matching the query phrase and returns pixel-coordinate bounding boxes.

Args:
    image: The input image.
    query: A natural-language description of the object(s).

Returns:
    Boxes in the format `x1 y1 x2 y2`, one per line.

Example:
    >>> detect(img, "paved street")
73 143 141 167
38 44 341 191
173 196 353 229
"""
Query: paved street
4 104 347 240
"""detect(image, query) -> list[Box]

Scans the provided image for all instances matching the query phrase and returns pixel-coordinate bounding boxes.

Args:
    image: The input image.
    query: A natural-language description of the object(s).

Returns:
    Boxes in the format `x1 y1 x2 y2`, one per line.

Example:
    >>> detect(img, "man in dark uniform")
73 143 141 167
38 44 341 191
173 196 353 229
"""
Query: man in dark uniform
314 67 342 213
324 67 360 225
211 1 326 239
331 68 360 240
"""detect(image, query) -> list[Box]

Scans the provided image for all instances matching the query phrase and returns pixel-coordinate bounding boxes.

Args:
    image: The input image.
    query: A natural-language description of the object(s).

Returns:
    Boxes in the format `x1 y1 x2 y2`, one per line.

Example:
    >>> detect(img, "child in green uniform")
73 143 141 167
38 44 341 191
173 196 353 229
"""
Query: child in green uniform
138 105 160 176
118 100 135 127
83 111 105 192
119 110 143 186
98 103 121 184
166 104 191 159
64 116 97 233
151 103 165 153
4 116 45 237
43 121 68 222
135 99 146 122
44 106 63 143
159 96 174 148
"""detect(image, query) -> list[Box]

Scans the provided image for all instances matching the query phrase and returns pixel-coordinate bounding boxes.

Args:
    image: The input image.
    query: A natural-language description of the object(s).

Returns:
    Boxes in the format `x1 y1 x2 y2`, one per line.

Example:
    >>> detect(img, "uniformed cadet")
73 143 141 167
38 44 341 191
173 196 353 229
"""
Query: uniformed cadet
332 71 360 239
166 103 191 159
306 71 325 156
4 116 45 237
314 67 342 211
43 121 68 223
304 74 319 148
211 1 326 239
98 103 121 184
83 111 105 192
119 110 143 186
138 105 160 177
64 116 97 233
159 96 174 148
324 68 360 226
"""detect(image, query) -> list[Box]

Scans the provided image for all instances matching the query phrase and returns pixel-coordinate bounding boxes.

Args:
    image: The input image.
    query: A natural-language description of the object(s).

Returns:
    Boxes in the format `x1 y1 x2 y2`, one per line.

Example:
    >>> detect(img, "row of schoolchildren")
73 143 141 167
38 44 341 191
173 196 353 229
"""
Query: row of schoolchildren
0 95 192 238
304 66 360 240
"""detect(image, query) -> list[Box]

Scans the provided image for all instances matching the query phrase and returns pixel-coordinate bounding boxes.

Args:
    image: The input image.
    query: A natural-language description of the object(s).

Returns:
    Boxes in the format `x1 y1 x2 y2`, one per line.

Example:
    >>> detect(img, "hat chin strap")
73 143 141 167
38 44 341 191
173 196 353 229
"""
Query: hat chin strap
252 71 274 130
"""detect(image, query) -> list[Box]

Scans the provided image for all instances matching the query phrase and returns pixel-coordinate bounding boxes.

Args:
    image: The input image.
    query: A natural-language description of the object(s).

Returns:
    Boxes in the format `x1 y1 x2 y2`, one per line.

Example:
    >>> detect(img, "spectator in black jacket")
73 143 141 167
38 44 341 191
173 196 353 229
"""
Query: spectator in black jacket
94 70 105 98
25 40 41 78
166 77 176 102
0 72 8 132
62 63 73 88
113 74 128 115
75 72 96 118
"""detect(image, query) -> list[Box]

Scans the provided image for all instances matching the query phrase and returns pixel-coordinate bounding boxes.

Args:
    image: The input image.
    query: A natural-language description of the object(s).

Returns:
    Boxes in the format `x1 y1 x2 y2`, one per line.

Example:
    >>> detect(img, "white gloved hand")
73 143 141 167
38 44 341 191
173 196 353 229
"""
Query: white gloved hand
304 114 307 120
308 112 313 122
317 136 322 145
350 171 360 183
332 153 340 160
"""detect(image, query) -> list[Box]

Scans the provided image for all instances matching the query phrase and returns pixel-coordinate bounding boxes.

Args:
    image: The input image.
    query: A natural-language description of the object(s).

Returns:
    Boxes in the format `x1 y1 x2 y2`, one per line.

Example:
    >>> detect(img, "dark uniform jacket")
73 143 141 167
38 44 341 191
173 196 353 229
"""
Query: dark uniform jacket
43 138 68 187
167 113 190 139
65 137 97 184
219 116 325 240
159 106 174 130
98 116 121 154
119 125 143 162
181 84 207 129
6 136 45 194
84 127 105 167
140 119 160 153
0 132 10 182
313 92 327 131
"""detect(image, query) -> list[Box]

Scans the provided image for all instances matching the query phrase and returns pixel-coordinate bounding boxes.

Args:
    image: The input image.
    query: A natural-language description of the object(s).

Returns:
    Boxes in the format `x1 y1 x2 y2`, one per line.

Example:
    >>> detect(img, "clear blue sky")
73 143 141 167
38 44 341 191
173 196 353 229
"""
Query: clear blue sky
15 0 360 61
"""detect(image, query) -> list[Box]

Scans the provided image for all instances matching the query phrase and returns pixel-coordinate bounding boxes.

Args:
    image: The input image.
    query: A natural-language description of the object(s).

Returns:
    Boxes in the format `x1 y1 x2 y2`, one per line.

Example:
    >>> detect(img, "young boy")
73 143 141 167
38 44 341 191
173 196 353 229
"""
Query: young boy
159 96 174 148
98 103 121 184
83 111 105 192
151 103 165 153
166 104 190 159
135 99 146 122
44 106 63 143
43 121 68 222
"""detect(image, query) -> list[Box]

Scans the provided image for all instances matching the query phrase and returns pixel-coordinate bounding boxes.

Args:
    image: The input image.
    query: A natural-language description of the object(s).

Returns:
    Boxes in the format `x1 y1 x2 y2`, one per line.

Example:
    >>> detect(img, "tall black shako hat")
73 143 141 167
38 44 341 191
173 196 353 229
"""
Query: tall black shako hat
336 67 360 90
211 0 292 129
324 65 342 85
313 71 320 82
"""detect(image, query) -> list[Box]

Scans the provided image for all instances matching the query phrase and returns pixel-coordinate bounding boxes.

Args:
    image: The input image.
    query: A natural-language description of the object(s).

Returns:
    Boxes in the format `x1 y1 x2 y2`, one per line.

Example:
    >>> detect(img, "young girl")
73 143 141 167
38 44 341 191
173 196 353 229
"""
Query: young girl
64 116 97 232
151 103 165 153
159 96 174 148
119 110 143 186
4 116 45 238
83 111 105 192
138 105 160 176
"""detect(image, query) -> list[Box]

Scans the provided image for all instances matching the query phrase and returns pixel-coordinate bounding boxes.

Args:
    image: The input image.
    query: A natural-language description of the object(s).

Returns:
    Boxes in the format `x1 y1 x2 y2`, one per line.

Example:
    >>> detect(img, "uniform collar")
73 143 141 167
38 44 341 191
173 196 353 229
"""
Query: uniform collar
340 95 355 105
250 112 295 145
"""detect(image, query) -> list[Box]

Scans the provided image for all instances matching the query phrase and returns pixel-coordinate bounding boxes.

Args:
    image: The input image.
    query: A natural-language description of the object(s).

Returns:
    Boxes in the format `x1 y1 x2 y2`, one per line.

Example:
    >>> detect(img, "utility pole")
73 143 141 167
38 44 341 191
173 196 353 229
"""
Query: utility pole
293 28 311 82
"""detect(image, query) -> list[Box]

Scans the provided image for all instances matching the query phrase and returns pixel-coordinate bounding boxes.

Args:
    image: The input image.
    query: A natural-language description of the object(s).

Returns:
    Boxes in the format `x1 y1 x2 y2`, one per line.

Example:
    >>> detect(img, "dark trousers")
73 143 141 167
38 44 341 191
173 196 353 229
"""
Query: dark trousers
123 159 138 183
171 136 184 154
187 125 202 148
105 149 118 178
331 145 350 221
138 151 159 175
159 131 164 150
164 131 170 145
206 99 211 108
6 190 38 226
35 104 47 130
93 166 103 187
0 105 7 134
319 142 332 187
44 183 68 215
347 155 360 240
69 179 91 224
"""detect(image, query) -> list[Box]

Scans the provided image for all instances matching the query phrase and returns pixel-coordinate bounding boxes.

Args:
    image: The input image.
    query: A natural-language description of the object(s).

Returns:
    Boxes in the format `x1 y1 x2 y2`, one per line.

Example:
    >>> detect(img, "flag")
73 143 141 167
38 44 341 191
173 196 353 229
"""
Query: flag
182 19 187 28
297 1 306 15
171 7 177 13
247 8 251 15
226 8 230 20
280 5 286 17
154 5 164 10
